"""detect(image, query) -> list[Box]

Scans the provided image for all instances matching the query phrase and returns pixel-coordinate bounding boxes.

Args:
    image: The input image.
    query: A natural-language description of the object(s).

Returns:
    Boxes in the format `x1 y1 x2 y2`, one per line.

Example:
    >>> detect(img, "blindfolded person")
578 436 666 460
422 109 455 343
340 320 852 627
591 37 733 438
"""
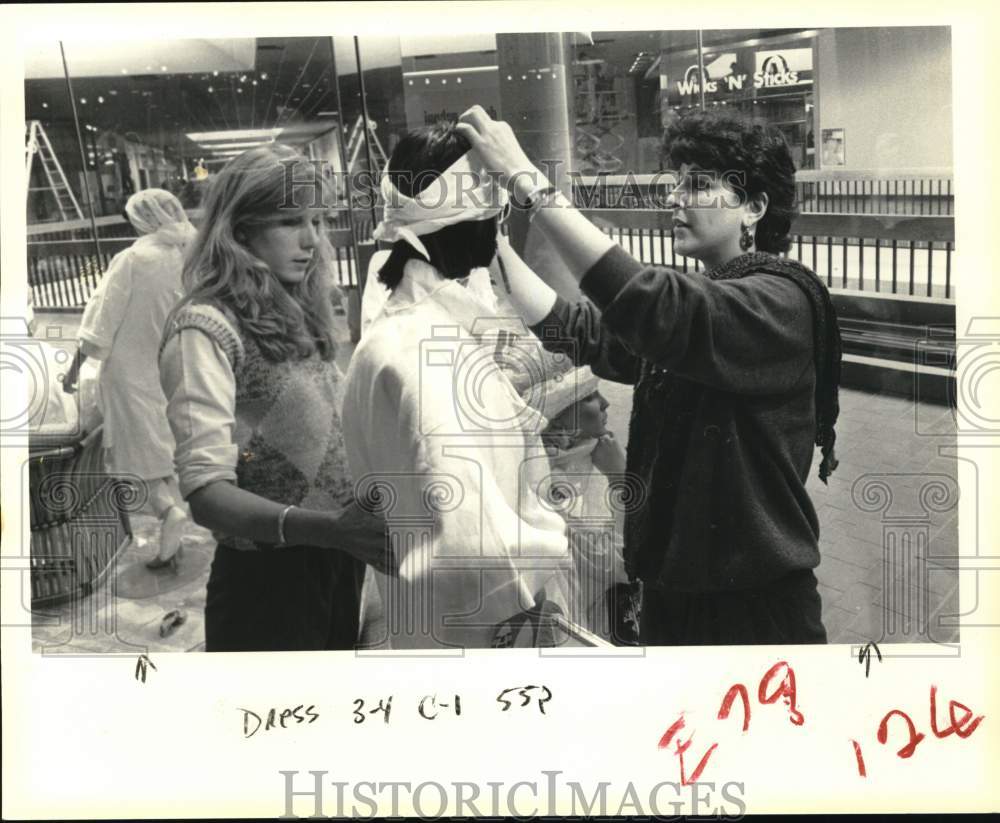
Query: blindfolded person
342 123 576 650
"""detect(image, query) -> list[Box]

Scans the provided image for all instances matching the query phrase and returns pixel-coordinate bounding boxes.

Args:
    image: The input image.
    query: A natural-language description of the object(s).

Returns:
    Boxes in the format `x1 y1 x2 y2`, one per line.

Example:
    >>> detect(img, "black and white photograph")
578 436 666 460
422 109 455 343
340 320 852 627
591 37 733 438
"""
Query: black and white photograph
1 4 997 819
17 25 960 653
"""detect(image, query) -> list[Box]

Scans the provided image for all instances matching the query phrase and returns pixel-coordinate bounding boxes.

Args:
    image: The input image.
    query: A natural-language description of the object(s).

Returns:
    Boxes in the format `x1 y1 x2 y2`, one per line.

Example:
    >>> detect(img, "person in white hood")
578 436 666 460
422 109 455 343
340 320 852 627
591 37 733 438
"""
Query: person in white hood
343 123 577 649
63 188 197 569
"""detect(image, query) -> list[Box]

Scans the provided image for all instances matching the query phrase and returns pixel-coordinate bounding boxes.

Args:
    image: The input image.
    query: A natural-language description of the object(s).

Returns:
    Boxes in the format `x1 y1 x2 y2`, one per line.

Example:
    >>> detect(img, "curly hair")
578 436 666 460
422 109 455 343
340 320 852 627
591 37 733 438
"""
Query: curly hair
177 145 338 362
377 122 498 290
662 110 798 254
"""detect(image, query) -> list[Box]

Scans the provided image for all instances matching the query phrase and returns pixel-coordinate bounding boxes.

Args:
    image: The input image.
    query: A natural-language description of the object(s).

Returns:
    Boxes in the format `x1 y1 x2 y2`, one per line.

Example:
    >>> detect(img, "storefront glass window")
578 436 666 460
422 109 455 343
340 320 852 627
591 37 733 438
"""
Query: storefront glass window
24 37 353 307
22 28 955 309
699 29 818 170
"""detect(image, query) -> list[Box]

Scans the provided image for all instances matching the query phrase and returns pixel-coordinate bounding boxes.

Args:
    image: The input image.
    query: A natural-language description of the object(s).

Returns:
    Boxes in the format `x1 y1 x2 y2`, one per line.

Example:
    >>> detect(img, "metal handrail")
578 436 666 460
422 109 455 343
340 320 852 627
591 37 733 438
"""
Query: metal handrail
578 209 954 243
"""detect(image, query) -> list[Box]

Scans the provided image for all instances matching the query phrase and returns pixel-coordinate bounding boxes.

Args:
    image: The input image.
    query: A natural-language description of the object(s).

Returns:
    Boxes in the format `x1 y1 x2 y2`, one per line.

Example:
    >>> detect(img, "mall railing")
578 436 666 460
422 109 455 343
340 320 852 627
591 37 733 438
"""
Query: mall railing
580 209 956 300
26 204 955 311
572 173 954 216
794 175 953 216
26 210 365 310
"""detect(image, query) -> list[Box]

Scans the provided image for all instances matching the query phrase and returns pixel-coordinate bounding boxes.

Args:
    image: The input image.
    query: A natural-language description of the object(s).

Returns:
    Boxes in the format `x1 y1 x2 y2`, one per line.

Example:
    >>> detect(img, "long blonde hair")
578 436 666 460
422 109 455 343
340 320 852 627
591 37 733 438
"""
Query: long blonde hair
180 145 337 362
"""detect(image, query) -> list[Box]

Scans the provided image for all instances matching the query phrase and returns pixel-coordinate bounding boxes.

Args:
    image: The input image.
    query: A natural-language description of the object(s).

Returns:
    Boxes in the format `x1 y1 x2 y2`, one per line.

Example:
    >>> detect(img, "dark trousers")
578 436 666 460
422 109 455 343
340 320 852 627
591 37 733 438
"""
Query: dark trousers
639 569 827 646
205 543 365 652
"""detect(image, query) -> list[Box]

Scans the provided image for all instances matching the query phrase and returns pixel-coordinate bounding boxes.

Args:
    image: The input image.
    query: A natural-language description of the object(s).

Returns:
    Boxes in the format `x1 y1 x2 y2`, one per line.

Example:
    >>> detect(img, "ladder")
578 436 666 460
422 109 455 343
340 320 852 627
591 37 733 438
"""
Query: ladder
25 120 84 222
345 115 388 174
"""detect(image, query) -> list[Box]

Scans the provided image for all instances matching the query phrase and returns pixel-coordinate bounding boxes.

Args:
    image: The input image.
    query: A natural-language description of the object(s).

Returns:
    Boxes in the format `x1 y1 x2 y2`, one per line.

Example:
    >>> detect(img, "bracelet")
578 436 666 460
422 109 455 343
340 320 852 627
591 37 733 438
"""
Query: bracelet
276 504 296 547
512 173 552 207
527 187 561 223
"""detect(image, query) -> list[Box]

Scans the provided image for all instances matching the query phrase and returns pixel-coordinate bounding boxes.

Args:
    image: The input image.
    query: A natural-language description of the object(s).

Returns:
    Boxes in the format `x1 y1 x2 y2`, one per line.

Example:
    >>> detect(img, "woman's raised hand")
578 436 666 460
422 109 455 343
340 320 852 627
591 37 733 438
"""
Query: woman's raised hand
455 106 543 201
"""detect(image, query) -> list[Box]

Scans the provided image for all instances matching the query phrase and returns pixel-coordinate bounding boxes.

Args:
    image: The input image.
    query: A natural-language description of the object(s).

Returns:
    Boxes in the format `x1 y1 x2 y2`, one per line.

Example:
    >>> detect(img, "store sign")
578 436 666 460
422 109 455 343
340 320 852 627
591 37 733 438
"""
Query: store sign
753 48 812 89
674 53 740 95
673 47 813 96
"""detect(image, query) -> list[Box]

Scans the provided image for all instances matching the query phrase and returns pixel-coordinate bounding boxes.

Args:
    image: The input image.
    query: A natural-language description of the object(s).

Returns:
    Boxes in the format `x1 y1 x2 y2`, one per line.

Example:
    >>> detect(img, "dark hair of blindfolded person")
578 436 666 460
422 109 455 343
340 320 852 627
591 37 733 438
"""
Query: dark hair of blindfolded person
377 121 498 290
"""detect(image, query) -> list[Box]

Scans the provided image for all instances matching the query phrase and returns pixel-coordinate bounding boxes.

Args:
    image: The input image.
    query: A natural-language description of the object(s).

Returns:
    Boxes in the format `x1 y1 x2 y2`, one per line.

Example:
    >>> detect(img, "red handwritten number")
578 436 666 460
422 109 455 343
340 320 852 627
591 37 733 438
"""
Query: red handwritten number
929 685 985 740
658 714 718 786
718 684 751 732
877 710 925 759
758 661 804 726
851 740 867 777
657 715 687 750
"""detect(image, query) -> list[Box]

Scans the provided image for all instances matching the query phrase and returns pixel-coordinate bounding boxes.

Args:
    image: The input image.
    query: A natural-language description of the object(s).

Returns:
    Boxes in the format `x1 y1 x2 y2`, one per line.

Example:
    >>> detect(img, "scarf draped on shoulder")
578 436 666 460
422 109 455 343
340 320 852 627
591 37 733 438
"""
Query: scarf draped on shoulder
707 252 842 483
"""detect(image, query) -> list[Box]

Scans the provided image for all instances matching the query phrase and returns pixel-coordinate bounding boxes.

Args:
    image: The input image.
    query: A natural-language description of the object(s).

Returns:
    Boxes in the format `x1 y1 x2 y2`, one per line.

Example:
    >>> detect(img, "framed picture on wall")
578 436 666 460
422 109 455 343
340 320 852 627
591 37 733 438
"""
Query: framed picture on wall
821 127 846 166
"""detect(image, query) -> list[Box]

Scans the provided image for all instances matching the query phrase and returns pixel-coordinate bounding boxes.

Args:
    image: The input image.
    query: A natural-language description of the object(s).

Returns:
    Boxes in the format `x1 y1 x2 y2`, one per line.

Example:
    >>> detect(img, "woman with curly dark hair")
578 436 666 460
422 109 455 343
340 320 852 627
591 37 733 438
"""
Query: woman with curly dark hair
459 107 841 646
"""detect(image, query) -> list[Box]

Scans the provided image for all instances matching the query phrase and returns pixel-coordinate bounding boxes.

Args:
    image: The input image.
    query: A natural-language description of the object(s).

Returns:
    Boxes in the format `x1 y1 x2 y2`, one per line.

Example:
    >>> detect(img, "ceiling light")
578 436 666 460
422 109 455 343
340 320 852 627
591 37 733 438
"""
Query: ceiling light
403 65 499 78
186 128 284 142
198 140 275 150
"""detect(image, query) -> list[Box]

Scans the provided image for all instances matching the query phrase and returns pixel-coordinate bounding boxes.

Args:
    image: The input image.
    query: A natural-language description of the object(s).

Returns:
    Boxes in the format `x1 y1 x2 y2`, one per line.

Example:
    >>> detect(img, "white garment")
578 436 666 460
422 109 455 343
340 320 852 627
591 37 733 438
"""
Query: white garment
78 232 186 478
546 439 627 640
343 258 572 649
372 153 508 261
360 251 392 337
361 250 499 338
124 187 193 238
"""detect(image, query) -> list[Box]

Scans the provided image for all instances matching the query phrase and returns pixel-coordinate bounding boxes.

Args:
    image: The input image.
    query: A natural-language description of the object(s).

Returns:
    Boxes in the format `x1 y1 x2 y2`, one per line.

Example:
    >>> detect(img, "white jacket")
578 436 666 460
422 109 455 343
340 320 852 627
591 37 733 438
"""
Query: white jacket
343 258 572 649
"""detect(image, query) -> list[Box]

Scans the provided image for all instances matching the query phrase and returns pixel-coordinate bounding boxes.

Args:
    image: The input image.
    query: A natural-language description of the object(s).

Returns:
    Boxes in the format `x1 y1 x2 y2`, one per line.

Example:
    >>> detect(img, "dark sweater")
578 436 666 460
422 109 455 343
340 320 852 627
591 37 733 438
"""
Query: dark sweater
531 246 823 592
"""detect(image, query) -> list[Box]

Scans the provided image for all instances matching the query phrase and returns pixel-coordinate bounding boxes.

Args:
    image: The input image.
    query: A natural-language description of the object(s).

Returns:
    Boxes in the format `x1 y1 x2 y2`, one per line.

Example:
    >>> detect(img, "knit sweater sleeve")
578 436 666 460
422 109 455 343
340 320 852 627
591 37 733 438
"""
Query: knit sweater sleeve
579 246 815 395
528 297 641 386
158 304 245 499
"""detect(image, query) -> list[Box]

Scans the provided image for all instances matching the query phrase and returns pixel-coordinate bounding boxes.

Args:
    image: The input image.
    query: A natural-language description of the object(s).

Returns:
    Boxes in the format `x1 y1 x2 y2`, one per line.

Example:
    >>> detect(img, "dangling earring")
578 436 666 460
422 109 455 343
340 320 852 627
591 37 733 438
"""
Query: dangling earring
739 223 755 252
